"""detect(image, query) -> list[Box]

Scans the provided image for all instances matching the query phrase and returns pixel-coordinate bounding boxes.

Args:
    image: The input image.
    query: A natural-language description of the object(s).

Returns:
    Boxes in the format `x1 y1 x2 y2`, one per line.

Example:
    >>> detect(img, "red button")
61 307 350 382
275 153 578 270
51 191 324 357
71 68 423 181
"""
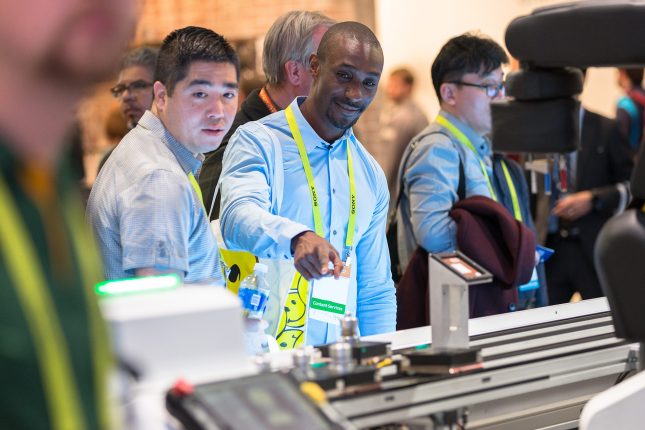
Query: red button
171 378 194 396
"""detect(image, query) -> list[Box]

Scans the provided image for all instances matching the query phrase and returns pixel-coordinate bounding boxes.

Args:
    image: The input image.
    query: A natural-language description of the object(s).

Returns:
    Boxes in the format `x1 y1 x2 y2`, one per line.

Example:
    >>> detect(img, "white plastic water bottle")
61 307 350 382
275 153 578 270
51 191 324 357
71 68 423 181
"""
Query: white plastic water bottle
238 263 270 355
238 263 269 319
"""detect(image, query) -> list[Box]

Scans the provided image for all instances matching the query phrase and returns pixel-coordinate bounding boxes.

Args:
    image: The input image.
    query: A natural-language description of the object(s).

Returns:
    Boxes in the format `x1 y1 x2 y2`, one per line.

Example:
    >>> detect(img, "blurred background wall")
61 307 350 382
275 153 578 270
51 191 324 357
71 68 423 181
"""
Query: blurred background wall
79 0 621 184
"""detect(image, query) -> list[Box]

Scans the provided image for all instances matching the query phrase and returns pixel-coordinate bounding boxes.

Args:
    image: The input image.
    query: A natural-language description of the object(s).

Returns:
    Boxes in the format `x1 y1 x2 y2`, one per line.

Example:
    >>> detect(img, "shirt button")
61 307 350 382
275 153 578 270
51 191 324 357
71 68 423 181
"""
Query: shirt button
333 230 337 235
267 253 271 258
332 188 336 194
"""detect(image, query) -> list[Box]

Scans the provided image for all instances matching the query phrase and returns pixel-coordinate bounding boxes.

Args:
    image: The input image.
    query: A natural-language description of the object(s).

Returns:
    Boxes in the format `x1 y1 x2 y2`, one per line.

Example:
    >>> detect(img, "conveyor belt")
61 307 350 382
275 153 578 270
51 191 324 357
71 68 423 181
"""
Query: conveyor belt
330 307 636 429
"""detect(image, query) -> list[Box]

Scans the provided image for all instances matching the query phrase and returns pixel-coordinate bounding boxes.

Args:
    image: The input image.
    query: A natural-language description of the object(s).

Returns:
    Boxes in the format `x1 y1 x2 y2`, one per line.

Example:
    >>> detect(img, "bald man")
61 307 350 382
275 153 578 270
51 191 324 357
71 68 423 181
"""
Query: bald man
199 10 335 219
220 22 395 348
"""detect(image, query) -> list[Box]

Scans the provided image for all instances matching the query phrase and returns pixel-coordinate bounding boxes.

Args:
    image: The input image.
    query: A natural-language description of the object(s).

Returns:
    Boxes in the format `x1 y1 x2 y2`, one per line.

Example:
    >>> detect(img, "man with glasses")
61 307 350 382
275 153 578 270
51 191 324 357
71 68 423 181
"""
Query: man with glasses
111 46 158 130
99 47 159 172
395 33 548 312
395 33 508 267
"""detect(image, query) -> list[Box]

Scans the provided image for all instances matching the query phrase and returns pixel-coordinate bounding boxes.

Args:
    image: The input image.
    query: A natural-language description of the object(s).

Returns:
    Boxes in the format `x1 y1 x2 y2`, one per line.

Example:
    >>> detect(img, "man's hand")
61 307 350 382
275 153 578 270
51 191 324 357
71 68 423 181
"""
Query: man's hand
553 191 593 221
291 231 343 280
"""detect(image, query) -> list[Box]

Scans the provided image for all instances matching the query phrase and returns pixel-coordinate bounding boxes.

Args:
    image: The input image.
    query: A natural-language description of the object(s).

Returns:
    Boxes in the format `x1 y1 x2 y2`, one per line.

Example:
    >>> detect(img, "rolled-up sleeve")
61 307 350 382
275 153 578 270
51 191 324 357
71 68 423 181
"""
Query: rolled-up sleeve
355 169 396 336
220 123 310 259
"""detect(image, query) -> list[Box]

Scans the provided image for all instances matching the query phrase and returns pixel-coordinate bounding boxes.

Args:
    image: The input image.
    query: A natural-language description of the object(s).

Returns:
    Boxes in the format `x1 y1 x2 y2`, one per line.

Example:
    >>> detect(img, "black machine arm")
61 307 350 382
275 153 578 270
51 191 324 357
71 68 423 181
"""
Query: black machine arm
497 0 645 355
493 0 645 154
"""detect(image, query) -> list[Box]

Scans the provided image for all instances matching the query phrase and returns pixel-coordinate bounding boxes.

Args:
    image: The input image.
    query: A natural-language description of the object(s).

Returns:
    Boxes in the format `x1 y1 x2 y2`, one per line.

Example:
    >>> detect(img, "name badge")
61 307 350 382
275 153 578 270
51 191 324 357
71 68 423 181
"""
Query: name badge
308 268 350 326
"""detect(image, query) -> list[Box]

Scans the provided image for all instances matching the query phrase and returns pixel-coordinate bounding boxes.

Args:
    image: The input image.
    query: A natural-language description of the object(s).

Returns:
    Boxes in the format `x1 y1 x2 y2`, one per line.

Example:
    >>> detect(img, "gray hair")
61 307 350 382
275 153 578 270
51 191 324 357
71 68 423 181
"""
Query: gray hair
121 46 159 75
263 11 335 85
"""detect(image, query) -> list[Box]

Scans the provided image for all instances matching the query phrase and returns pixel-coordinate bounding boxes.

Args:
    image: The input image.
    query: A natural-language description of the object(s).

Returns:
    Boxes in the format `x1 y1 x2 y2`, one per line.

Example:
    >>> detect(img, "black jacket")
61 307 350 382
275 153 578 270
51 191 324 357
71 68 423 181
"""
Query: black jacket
565 109 633 261
199 88 273 219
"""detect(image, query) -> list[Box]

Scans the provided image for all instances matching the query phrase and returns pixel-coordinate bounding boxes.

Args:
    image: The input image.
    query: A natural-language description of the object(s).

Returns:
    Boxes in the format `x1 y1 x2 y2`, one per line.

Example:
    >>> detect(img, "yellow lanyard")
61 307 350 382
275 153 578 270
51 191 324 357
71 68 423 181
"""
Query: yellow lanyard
436 114 522 222
436 114 498 200
0 175 111 430
188 171 204 208
500 159 523 221
285 105 357 259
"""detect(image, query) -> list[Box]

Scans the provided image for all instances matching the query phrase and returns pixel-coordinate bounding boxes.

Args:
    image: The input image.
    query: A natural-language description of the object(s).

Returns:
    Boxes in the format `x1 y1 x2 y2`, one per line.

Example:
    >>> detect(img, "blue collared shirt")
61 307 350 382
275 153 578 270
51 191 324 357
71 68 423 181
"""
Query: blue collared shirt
87 110 222 284
220 97 396 345
396 110 492 268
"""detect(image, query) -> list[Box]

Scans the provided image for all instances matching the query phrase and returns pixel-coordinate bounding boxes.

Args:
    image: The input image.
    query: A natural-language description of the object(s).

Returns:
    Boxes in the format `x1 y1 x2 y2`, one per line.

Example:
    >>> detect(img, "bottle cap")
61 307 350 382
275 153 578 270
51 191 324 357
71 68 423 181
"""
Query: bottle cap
254 263 268 274
341 312 359 341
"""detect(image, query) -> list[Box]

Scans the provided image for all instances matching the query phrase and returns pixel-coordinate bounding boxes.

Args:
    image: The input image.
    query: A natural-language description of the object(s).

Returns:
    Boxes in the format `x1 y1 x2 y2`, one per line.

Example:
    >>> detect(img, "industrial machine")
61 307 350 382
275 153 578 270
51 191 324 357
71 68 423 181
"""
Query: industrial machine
98 2 645 429
155 253 638 430
98 271 638 429
163 299 636 430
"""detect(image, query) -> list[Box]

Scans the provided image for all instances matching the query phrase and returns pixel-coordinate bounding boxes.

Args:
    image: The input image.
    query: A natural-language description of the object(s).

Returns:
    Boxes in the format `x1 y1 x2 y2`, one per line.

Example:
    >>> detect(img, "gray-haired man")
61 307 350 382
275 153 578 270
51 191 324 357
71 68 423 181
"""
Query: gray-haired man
199 10 335 218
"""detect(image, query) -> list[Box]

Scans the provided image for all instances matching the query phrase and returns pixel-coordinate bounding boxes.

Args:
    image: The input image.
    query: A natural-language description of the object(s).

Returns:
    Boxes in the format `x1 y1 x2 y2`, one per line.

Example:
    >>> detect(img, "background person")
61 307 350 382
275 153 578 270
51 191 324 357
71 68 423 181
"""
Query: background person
199 10 335 219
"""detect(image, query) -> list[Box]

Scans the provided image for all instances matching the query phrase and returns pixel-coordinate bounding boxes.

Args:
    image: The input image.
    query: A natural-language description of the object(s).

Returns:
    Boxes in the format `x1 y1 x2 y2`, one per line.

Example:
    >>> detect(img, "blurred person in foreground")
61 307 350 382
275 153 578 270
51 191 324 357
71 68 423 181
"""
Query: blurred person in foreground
0 0 137 428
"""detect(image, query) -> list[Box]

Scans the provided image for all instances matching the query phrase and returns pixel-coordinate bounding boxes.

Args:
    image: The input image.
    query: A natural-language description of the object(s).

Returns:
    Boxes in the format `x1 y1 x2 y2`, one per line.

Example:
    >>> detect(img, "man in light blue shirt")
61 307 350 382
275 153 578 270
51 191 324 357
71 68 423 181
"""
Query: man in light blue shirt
88 27 239 283
396 33 508 269
220 22 396 346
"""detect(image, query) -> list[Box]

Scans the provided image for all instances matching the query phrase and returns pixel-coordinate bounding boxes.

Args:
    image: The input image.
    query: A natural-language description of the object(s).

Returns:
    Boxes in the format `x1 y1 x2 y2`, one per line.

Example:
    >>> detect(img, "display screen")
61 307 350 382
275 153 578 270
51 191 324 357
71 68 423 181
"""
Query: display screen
195 373 332 430
440 256 484 280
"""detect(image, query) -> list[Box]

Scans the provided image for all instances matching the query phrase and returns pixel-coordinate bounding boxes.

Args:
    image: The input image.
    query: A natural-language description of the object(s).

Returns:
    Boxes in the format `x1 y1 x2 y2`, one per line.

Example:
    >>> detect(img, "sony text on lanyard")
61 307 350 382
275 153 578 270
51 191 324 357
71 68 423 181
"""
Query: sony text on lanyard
285 104 357 325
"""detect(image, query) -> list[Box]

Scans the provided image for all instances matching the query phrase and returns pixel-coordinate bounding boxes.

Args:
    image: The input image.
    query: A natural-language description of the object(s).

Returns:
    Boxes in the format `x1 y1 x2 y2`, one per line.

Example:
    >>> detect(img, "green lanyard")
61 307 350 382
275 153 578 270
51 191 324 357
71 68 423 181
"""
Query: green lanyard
500 159 523 221
0 174 111 430
188 171 205 209
436 114 522 222
285 105 357 260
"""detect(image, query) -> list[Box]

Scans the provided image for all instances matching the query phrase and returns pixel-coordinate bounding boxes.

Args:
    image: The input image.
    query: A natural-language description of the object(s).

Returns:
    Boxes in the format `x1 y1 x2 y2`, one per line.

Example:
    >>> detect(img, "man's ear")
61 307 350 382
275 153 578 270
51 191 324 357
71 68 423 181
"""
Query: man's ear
153 81 167 112
309 53 320 79
439 82 457 106
284 60 307 86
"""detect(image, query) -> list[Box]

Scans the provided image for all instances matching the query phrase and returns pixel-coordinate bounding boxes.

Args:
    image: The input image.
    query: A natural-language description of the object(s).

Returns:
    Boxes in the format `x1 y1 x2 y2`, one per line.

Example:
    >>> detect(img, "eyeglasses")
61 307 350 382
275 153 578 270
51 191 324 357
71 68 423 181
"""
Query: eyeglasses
447 80 505 98
110 80 153 98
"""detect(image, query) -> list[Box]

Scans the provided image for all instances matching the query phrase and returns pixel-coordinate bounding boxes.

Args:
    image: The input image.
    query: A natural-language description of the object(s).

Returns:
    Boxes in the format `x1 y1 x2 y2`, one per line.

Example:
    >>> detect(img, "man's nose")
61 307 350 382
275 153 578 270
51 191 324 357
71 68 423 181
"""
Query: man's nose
207 97 225 119
345 81 365 101
122 88 136 100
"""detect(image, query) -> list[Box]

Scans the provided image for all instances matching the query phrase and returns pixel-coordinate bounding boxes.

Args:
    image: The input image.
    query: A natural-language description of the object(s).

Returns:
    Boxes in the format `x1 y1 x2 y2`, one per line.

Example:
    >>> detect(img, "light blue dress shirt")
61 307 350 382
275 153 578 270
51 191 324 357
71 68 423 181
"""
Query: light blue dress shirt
220 97 396 345
87 111 222 284
396 110 492 268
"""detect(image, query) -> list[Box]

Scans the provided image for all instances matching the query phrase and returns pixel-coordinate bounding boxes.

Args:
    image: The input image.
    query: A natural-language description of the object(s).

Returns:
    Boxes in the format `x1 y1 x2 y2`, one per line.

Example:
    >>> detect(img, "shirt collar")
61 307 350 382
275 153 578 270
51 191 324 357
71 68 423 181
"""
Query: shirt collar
137 110 203 175
290 97 354 153
438 109 491 158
